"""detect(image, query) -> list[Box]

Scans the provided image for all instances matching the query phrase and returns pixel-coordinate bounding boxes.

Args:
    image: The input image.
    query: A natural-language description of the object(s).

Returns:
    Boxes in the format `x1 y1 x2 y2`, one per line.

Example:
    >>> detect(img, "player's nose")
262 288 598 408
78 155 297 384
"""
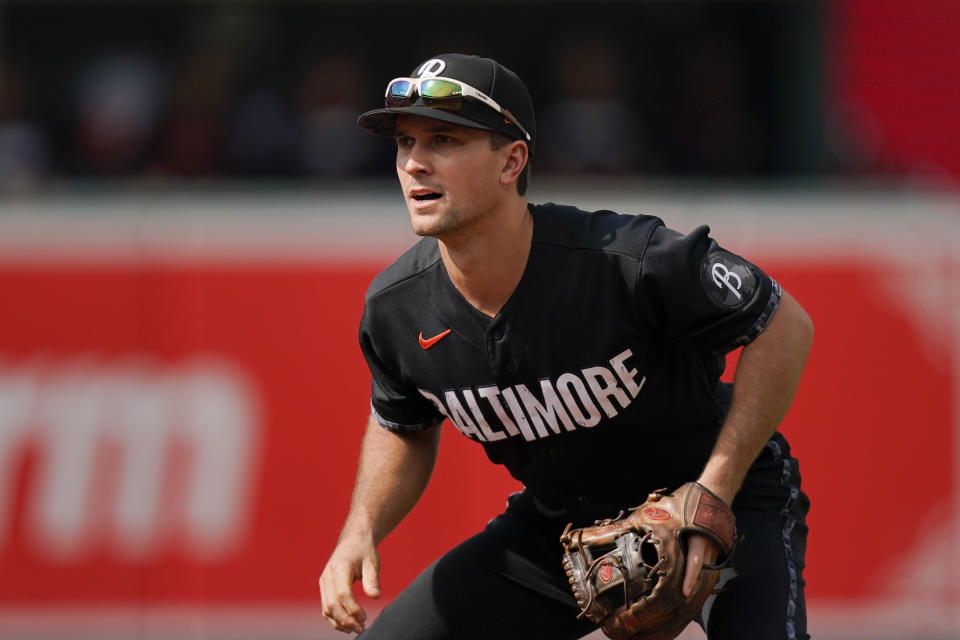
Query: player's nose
400 142 432 175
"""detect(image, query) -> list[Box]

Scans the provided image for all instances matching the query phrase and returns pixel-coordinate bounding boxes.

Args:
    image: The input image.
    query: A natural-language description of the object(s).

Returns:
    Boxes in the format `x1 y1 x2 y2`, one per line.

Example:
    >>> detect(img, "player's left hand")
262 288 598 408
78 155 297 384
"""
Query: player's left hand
682 532 719 597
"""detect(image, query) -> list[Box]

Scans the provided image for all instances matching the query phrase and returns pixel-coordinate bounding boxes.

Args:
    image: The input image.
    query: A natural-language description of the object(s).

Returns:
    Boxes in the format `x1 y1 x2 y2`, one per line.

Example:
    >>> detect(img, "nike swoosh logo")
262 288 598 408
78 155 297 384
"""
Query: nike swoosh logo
419 329 452 350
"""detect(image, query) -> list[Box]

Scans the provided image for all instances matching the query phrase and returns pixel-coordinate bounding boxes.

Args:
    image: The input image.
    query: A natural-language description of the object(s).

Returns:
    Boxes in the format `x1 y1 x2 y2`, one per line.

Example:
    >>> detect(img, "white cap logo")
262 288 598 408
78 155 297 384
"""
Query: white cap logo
417 59 446 78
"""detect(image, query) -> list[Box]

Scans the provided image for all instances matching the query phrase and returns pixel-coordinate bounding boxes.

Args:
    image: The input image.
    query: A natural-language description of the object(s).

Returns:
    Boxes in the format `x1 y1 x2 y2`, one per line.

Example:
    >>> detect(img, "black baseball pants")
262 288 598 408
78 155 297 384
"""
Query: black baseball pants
359 436 810 640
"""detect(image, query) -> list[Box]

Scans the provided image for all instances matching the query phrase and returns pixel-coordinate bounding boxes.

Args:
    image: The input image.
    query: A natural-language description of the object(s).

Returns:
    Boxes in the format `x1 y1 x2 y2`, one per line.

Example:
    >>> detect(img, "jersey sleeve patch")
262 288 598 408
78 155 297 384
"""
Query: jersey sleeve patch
699 250 757 309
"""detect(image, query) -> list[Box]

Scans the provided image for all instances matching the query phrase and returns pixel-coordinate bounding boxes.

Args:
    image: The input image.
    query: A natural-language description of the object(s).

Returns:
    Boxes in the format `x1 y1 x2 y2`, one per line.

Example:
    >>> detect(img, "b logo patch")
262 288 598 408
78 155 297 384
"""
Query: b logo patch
700 250 756 308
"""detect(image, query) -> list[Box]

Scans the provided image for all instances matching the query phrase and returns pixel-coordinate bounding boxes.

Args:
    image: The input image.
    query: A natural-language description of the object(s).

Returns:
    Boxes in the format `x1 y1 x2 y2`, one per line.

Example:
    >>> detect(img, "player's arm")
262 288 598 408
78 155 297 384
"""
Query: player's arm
319 413 442 634
683 289 813 595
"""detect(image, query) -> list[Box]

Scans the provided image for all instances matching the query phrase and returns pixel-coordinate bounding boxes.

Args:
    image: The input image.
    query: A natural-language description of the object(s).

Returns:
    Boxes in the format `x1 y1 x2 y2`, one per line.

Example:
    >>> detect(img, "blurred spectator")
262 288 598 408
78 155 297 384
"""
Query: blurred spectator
662 36 766 175
73 52 164 175
295 55 377 176
228 87 295 176
538 40 644 173
149 50 232 178
0 60 49 191
824 100 886 175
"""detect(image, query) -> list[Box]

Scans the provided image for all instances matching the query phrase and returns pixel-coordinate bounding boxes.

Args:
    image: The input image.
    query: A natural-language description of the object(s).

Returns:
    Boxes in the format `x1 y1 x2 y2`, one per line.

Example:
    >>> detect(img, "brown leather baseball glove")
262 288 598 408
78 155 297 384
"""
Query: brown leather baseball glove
559 482 737 640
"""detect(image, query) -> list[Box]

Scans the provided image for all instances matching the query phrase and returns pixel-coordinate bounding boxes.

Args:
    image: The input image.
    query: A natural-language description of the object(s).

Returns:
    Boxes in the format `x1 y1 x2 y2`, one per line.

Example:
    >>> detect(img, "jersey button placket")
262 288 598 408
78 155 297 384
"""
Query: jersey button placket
487 324 511 373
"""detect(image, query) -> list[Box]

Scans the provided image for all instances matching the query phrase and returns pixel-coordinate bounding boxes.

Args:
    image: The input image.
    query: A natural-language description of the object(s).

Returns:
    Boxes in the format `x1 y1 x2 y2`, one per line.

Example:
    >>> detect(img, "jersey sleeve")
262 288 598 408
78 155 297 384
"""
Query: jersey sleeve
358 306 445 433
637 224 781 353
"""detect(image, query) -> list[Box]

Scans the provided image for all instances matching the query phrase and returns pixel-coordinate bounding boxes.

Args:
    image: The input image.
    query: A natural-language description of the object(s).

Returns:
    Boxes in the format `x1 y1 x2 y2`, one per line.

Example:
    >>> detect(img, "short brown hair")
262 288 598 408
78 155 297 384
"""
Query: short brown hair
490 132 530 196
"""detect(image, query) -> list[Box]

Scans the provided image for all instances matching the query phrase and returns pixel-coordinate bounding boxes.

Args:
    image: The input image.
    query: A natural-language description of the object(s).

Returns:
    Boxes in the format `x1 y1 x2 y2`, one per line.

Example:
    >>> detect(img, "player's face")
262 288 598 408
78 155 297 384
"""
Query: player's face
394 115 507 238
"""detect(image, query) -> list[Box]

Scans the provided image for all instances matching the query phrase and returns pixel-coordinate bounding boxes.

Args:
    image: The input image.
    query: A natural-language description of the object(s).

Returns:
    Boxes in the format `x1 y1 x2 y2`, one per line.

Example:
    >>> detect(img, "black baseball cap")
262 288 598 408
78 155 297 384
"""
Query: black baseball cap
358 53 536 156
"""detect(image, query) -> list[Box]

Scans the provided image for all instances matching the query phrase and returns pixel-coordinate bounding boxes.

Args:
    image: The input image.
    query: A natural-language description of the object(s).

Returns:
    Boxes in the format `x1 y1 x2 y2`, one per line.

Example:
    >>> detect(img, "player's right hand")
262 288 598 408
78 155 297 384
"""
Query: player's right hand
319 536 381 634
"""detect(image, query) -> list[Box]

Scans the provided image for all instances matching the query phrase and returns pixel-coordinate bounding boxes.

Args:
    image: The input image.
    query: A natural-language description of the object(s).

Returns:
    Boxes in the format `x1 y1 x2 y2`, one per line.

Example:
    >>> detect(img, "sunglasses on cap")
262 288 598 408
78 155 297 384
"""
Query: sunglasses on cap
385 76 532 142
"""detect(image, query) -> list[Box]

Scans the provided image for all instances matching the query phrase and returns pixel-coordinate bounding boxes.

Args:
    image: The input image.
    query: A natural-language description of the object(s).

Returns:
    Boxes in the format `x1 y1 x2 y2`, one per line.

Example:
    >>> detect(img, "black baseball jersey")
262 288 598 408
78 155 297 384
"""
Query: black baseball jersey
359 203 781 511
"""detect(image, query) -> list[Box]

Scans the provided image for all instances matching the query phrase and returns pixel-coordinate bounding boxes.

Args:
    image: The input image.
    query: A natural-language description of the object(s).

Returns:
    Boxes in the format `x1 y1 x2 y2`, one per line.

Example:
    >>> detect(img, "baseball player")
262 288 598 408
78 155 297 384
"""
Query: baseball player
319 53 812 640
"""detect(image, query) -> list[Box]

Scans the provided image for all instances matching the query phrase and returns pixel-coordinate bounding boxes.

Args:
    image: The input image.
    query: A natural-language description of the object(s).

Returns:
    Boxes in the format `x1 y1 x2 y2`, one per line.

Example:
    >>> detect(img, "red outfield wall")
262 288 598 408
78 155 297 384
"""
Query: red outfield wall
0 188 957 638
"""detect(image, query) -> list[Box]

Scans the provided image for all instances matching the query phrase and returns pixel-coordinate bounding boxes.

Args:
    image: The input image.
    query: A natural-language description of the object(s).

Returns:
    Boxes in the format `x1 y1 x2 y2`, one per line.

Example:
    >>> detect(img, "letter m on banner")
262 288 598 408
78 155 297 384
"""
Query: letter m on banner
0 355 261 561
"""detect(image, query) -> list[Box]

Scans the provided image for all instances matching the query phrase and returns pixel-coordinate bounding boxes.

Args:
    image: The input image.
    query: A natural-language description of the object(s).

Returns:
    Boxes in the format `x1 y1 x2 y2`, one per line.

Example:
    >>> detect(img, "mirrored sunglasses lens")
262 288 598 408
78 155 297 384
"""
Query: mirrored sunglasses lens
419 79 464 111
385 80 413 106
421 79 462 99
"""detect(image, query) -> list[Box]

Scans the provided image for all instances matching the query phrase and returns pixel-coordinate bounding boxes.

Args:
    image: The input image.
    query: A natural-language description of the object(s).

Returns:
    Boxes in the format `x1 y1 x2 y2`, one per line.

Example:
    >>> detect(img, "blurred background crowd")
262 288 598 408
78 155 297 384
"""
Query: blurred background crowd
2 0 929 193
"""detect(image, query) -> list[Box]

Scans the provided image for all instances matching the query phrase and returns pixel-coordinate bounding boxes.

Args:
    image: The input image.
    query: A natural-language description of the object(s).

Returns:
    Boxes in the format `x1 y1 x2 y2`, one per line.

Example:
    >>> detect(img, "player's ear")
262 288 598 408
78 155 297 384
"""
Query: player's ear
499 140 528 188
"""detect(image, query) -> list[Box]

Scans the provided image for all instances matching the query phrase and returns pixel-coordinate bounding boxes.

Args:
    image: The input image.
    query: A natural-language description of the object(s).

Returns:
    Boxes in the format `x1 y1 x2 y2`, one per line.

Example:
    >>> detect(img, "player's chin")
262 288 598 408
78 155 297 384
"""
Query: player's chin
410 218 442 237
407 203 446 234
